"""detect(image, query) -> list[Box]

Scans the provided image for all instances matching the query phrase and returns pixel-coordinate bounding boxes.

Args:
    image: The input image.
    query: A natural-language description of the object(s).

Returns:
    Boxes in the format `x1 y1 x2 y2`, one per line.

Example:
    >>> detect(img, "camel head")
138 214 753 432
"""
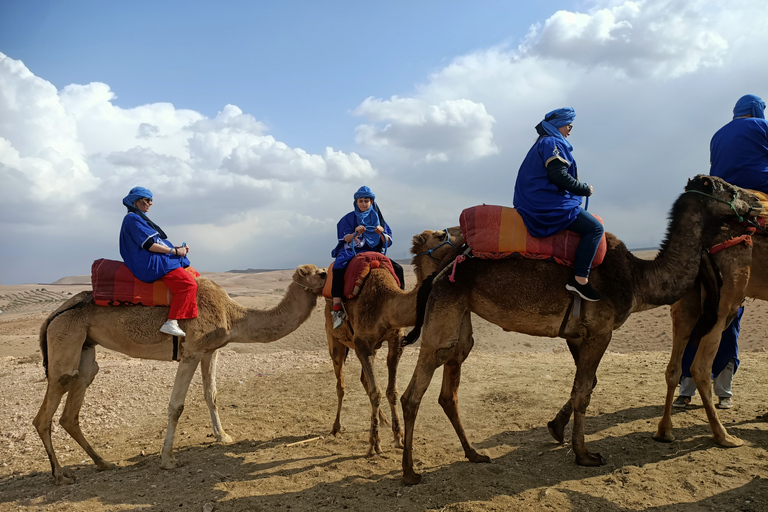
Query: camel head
410 226 464 261
292 264 327 296
685 175 762 219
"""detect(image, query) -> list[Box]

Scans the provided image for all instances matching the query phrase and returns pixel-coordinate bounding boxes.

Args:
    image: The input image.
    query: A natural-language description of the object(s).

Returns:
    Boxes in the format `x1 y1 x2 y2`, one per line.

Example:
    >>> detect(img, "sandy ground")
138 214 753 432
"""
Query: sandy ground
1 264 767 512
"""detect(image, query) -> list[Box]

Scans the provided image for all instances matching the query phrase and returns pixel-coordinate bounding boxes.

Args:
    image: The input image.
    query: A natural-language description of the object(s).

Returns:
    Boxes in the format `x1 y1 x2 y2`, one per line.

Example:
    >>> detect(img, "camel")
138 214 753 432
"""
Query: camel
34 264 327 485
398 175 761 485
654 214 767 445
325 227 463 457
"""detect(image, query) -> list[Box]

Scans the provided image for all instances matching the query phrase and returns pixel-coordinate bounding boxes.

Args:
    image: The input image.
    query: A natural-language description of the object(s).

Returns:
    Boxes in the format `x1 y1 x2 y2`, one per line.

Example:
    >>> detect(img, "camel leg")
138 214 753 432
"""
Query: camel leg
548 338 599 444
353 338 384 457
328 339 348 437
200 350 232 444
690 329 743 447
437 312 489 464
57 345 116 473
160 356 202 470
654 292 700 443
34 379 74 484
385 332 405 449
570 334 611 466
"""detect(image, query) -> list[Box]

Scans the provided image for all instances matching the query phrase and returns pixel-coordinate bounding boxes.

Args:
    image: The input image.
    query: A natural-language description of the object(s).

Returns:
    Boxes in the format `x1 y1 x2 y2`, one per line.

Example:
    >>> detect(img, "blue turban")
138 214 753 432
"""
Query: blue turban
536 107 576 151
122 186 153 210
733 94 766 120
353 185 375 200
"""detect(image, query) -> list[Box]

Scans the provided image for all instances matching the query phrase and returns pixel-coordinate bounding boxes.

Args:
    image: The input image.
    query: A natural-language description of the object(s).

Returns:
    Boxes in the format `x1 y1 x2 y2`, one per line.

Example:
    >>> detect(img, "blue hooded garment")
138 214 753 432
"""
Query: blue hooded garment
331 186 393 268
514 108 583 238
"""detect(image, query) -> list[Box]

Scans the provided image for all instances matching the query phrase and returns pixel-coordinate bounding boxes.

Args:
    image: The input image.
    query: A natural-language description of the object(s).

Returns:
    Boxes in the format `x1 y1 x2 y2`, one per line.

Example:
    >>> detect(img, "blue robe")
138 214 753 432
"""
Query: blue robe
513 136 582 238
331 211 393 269
710 118 768 193
119 213 190 283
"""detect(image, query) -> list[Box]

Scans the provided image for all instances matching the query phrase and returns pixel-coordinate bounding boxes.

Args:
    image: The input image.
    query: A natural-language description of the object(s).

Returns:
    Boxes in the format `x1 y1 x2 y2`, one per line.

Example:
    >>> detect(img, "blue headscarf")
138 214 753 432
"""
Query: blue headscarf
121 186 167 239
733 94 766 120
535 107 576 151
352 186 381 247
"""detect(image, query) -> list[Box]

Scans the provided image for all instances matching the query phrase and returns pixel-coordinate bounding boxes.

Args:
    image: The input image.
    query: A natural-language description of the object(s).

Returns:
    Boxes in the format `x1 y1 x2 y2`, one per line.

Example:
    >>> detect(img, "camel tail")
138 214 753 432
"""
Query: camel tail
39 291 93 378
690 250 723 343
402 273 435 346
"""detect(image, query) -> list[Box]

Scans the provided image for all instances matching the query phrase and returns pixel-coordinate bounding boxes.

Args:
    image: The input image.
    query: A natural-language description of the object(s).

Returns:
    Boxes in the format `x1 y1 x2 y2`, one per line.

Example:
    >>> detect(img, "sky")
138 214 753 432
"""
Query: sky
1 0 767 285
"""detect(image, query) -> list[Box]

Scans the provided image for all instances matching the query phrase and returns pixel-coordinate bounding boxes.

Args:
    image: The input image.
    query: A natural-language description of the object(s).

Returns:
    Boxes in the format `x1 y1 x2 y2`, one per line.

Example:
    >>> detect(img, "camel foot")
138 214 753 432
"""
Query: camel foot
547 420 565 444
53 470 75 485
365 446 385 458
402 470 422 486
95 460 117 471
652 430 675 443
219 433 234 444
466 450 491 464
393 436 404 449
160 457 179 470
575 451 606 466
715 434 744 448
330 423 342 437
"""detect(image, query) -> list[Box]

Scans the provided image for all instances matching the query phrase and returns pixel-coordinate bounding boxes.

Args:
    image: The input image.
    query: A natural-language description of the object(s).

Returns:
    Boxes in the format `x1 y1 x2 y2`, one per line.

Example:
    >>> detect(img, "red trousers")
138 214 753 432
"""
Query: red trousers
161 267 198 320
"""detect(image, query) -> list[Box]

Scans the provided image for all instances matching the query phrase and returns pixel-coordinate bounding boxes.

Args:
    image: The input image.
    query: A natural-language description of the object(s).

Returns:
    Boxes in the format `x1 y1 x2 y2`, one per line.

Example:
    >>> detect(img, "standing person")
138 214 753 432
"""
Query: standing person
513 107 604 301
674 94 768 409
119 186 197 337
330 186 403 329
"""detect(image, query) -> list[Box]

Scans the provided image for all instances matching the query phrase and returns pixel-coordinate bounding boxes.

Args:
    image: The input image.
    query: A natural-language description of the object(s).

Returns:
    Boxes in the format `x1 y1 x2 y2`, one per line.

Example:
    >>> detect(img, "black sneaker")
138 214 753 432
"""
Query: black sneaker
565 279 601 301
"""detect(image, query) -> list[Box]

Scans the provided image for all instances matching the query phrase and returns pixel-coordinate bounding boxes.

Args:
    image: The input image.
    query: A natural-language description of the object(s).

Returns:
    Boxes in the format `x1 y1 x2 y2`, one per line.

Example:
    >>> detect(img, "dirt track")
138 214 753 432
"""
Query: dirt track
1 269 767 511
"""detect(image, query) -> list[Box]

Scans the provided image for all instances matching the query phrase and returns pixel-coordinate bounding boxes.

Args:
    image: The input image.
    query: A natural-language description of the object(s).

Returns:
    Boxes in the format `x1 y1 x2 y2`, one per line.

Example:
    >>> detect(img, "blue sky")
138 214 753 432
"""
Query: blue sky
1 0 767 284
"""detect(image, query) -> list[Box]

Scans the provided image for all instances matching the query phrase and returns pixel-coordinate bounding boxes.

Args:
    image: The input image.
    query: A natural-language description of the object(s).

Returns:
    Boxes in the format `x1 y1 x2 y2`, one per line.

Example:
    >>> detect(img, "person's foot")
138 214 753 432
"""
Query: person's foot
565 279 601 301
716 397 734 409
332 309 346 329
672 395 691 408
160 319 186 337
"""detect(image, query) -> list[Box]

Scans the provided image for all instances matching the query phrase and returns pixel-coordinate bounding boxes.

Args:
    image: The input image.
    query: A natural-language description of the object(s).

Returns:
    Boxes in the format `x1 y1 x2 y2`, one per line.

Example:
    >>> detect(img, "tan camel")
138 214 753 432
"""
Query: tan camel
398 175 761 485
654 220 767 445
34 264 327 485
325 227 463 457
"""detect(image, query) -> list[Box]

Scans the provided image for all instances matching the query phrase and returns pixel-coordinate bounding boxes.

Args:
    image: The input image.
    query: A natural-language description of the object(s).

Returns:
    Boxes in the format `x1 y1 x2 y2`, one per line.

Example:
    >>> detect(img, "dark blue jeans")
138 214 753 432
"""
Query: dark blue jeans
566 208 604 278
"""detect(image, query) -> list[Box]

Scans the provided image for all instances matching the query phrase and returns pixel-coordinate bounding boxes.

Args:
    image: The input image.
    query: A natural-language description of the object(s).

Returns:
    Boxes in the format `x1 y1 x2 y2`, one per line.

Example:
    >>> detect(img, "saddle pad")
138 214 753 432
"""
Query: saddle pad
322 252 400 299
746 188 768 223
92 258 200 306
459 205 607 267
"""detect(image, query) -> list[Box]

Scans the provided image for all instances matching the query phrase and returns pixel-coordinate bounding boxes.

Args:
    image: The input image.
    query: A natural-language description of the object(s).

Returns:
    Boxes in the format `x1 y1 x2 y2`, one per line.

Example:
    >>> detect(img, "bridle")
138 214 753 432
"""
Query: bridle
415 228 458 260
686 188 767 234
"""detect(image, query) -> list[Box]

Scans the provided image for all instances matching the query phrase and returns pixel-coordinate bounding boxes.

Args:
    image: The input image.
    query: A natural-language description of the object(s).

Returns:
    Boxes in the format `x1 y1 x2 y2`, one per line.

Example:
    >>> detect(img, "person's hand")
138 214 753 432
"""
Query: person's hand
176 245 189 256
355 225 366 234
588 185 594 196
374 225 384 234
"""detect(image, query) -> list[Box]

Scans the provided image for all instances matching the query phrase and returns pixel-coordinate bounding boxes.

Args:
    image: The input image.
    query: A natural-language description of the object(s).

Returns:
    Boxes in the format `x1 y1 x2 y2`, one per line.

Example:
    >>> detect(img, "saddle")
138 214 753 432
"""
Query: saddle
459 204 607 268
91 258 200 307
322 253 400 299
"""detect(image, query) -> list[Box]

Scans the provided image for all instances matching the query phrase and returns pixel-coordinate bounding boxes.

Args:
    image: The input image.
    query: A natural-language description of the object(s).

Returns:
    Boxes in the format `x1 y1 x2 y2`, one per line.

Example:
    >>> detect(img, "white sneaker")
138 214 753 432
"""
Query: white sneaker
160 319 186 337
332 310 346 329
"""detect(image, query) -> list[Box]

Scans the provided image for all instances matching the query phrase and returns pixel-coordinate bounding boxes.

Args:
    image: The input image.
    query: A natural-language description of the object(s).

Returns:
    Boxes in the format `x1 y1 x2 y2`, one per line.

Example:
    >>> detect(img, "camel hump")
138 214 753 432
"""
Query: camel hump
459 205 607 268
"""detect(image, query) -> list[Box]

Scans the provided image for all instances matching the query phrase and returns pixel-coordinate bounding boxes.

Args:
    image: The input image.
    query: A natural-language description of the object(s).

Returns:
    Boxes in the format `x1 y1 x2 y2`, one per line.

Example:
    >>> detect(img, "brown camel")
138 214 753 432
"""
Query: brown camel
324 227 463 457
34 264 327 485
654 217 767 445
399 175 761 485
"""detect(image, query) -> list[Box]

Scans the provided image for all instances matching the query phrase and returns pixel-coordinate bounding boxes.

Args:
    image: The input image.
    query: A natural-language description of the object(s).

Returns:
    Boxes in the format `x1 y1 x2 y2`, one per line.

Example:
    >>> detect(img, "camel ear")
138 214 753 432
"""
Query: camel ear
413 234 427 245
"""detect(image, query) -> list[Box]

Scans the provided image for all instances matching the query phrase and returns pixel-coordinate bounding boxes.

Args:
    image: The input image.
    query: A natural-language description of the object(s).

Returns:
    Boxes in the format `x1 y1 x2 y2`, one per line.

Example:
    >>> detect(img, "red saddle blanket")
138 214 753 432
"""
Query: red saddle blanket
459 205 607 268
322 253 400 299
91 259 200 306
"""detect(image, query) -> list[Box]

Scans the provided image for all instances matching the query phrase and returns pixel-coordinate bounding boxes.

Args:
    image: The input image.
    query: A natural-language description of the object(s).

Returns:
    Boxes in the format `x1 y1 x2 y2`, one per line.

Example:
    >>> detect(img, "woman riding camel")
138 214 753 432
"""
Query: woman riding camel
119 186 197 336
513 107 604 301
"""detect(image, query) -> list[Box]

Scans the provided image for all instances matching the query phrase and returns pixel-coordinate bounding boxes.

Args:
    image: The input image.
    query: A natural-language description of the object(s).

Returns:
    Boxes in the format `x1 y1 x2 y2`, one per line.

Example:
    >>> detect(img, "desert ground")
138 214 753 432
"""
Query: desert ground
1 261 767 512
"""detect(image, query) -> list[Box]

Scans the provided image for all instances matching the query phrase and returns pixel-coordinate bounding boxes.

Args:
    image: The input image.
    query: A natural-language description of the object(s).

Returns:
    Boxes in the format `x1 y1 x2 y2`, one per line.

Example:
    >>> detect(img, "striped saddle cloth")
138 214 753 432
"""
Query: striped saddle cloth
459 205 607 268
91 258 200 306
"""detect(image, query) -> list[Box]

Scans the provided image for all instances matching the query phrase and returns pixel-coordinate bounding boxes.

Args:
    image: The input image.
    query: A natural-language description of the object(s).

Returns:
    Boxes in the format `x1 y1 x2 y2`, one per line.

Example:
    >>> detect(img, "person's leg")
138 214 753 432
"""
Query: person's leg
713 359 735 399
331 266 347 329
566 209 604 281
679 376 697 397
390 260 406 290
162 268 198 320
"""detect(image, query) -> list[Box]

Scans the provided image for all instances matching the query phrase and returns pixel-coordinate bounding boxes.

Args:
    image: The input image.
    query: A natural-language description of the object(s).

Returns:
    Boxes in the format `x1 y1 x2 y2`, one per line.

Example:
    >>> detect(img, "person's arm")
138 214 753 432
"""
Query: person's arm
546 159 592 196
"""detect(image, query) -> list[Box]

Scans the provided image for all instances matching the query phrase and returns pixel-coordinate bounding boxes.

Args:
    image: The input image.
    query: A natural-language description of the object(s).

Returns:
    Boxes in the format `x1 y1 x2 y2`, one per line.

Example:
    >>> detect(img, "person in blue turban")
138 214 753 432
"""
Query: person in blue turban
513 107 604 301
119 186 197 337
673 93 768 409
329 185 401 329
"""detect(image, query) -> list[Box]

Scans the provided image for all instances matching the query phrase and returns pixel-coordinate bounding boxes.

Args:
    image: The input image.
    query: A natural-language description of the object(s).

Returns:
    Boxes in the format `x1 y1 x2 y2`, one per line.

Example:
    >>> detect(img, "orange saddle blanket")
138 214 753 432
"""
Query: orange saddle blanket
91 259 200 306
322 253 400 299
459 205 607 268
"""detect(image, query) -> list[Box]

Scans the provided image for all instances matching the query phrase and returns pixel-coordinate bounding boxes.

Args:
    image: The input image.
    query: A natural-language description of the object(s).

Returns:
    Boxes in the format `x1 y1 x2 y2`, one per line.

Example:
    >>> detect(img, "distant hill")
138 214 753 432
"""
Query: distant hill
226 268 287 274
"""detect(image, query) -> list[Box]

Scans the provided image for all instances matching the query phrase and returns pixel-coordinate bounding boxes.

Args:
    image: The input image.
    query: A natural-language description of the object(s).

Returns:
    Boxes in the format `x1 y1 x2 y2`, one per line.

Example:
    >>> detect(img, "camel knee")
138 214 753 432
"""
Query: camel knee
168 404 184 422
